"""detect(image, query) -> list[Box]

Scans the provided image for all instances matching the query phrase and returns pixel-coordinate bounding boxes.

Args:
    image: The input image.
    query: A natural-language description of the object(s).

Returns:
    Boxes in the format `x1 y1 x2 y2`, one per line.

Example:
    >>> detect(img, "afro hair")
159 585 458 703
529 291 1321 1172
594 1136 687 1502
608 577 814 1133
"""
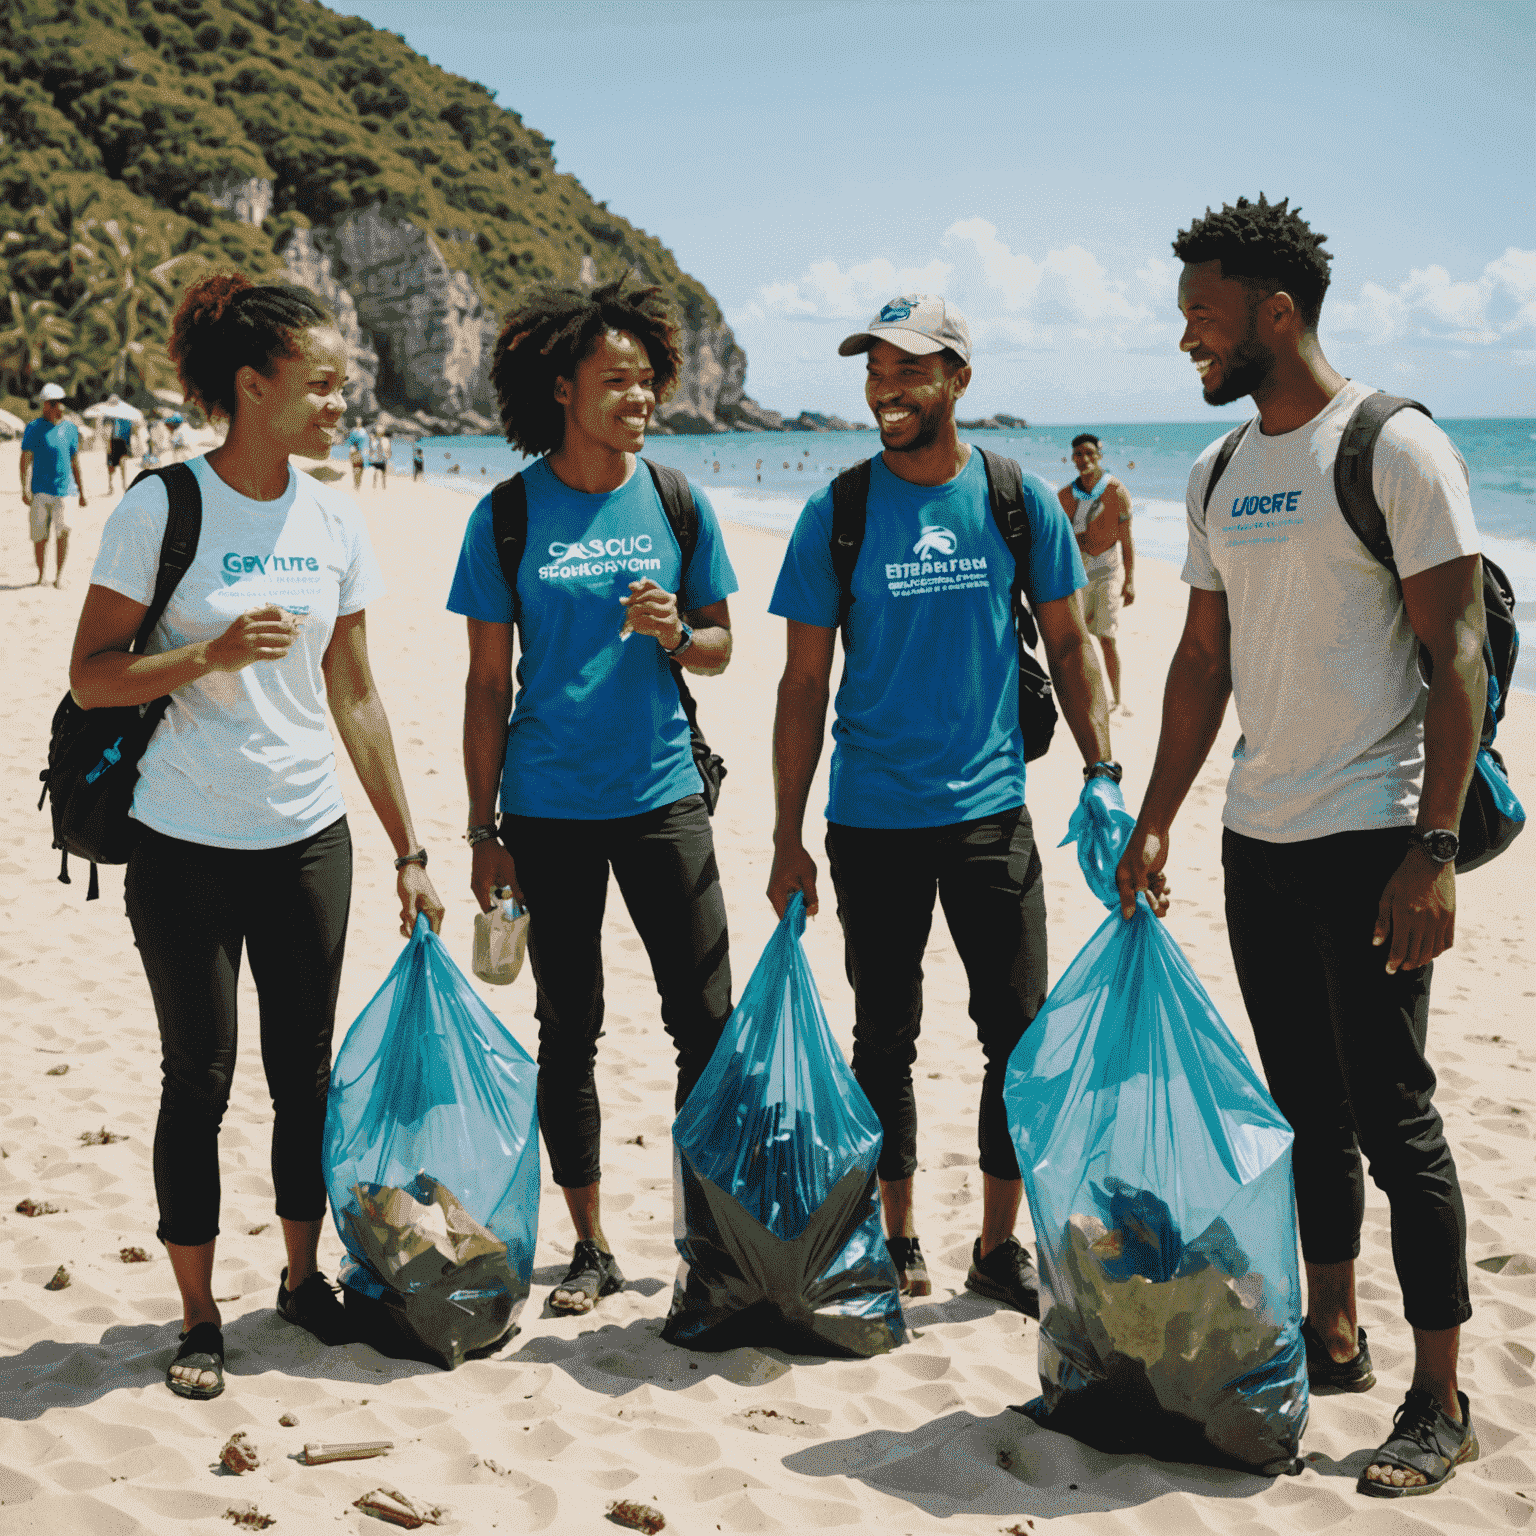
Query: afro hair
1173 194 1333 328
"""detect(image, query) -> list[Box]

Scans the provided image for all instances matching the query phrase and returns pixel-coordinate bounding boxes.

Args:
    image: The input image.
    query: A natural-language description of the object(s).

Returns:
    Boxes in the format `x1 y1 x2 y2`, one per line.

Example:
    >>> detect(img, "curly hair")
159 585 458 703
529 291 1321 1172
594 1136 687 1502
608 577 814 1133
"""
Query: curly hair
489 279 682 456
1172 195 1333 328
168 273 334 420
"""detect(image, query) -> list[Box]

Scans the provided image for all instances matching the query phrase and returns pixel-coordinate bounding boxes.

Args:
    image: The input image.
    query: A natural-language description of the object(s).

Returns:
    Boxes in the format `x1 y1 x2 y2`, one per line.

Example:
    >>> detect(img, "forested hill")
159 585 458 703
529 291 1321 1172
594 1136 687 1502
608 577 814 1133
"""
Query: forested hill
1 0 774 431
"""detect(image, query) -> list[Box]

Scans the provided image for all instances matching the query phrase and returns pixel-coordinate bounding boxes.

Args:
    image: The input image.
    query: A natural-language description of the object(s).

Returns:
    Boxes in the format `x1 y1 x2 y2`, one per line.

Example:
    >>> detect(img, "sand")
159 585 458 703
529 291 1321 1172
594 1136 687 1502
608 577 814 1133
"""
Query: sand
2 447 1533 1535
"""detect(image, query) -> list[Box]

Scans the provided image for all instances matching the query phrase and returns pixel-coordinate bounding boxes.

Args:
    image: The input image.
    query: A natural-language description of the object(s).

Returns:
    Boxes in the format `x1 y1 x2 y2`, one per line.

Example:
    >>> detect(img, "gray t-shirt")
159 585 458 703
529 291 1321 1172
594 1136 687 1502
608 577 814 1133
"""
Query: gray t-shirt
1182 380 1479 841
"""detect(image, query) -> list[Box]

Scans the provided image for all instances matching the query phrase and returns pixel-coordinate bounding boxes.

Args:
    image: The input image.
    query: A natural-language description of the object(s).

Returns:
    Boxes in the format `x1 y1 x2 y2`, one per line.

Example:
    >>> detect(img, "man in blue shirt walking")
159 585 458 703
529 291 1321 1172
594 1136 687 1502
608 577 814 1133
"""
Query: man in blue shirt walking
19 382 86 587
767 295 1115 1312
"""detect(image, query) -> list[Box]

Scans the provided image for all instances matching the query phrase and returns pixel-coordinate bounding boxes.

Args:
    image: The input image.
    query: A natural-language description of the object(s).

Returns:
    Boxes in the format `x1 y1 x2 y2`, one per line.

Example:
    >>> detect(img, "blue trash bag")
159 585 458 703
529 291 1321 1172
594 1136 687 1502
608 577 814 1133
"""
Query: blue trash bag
1003 779 1307 1474
663 891 906 1356
324 914 540 1368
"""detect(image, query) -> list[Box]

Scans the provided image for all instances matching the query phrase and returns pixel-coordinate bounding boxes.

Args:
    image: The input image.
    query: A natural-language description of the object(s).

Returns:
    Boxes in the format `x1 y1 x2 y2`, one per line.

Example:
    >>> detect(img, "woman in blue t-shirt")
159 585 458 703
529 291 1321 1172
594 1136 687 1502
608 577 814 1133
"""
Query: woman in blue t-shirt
448 280 738 1314
69 273 443 1400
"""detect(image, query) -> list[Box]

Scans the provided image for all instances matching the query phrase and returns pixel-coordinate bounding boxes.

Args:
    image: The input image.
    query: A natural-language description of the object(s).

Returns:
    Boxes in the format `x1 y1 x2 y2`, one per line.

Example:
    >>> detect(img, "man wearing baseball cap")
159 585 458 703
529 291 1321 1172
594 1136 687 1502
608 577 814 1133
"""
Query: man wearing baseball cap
19 383 86 588
766 295 1113 1313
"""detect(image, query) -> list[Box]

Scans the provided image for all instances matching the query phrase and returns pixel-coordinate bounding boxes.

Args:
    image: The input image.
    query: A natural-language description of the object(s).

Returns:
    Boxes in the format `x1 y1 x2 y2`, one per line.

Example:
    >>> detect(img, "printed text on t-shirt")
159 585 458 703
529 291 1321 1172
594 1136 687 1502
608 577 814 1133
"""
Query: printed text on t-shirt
883 523 990 597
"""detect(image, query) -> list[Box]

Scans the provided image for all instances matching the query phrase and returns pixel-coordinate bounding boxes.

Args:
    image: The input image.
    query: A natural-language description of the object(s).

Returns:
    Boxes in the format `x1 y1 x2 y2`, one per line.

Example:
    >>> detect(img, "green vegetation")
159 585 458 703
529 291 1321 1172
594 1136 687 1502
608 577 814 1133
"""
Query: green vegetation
2 0 723 417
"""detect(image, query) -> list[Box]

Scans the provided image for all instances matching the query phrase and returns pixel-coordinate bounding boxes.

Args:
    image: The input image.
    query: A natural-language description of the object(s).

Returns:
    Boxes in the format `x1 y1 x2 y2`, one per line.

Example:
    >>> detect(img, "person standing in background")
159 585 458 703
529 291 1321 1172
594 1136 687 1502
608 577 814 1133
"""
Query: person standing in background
104 397 135 493
347 422 367 489
412 440 424 482
372 427 391 490
19 382 85 587
1059 434 1135 713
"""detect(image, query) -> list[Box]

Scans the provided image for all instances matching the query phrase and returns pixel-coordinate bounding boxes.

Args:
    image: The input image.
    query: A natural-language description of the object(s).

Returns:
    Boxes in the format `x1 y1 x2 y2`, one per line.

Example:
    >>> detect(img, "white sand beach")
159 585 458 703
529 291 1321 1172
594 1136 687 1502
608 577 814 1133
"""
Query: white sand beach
2 450 1533 1535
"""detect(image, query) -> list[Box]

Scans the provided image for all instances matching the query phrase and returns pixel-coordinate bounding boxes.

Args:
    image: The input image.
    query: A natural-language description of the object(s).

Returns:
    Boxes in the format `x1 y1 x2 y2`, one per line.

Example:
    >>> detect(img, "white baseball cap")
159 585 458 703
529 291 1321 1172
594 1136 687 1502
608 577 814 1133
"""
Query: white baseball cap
39 383 66 401
838 294 972 363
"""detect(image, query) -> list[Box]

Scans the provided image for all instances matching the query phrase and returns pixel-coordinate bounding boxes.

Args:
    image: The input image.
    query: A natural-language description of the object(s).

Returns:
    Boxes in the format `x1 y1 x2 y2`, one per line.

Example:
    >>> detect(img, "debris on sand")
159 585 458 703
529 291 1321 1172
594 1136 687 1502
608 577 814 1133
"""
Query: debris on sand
352 1488 444 1528
278 1413 299 1427
16 1199 61 1217
626 1134 646 1147
80 1127 125 1145
247 1224 269 1236
120 1246 150 1263
220 1432 261 1474
46 1064 69 1076
302 1440 393 1465
607 1500 667 1533
44 1265 70 1290
224 1506 276 1530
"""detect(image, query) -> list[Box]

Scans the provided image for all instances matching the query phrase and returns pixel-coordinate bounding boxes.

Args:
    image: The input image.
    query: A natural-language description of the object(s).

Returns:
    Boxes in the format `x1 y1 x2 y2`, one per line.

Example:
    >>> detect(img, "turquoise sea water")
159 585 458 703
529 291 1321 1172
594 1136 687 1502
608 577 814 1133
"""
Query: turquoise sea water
353 416 1536 692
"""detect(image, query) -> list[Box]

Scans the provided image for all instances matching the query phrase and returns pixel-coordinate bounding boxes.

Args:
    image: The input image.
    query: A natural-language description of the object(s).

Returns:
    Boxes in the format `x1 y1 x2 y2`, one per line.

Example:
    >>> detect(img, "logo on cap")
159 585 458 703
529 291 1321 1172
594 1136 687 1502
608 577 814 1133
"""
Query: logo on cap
878 300 914 323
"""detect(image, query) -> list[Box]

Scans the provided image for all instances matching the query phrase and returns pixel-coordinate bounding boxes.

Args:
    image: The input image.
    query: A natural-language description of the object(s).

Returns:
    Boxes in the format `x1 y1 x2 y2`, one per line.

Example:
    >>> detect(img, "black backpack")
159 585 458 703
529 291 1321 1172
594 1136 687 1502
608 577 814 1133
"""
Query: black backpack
829 447 1058 762
1203 393 1522 871
38 463 202 899
489 458 726 812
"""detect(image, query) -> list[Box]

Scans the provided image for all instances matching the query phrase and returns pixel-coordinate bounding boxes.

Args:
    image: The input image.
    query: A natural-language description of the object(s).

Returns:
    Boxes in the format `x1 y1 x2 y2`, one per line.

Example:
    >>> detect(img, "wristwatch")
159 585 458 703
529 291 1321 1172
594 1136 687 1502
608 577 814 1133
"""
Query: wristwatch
466 823 499 849
1410 828 1459 865
394 848 428 871
1083 760 1123 785
663 622 695 659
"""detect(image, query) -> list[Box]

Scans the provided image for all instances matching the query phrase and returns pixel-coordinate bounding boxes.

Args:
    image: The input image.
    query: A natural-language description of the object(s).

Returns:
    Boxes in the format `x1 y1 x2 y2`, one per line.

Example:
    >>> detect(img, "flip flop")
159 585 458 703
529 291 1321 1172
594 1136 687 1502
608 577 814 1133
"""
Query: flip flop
549 1239 624 1313
166 1321 225 1400
1357 1388 1478 1497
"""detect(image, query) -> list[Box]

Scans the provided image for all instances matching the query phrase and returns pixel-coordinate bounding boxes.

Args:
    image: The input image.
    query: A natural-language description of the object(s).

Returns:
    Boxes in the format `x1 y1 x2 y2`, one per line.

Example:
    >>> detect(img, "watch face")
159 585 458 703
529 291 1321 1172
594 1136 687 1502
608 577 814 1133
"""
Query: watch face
1421 830 1459 863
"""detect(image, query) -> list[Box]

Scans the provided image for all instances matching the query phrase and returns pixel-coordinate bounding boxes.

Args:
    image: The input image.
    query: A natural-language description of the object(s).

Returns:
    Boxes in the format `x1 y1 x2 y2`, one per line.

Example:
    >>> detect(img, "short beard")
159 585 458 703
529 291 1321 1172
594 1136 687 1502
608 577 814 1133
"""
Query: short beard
1203 309 1276 407
879 404 945 455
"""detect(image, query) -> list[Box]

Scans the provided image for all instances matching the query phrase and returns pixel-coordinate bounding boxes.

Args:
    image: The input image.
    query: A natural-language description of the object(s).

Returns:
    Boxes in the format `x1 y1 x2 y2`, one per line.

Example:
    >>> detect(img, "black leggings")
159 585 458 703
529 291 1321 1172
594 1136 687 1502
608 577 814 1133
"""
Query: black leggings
124 818 353 1247
825 805 1049 1183
502 794 732 1189
1223 827 1470 1332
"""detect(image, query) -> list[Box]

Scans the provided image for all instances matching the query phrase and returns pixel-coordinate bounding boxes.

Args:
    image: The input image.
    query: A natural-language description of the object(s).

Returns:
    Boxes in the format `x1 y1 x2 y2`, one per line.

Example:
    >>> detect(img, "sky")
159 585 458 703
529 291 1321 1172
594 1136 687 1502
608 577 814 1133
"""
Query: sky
344 0 1535 423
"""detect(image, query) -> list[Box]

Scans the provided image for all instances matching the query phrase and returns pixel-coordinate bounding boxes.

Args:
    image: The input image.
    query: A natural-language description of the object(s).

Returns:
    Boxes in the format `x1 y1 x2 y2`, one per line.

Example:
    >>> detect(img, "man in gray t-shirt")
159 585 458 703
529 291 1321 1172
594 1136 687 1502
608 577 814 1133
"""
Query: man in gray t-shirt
1118 197 1485 1500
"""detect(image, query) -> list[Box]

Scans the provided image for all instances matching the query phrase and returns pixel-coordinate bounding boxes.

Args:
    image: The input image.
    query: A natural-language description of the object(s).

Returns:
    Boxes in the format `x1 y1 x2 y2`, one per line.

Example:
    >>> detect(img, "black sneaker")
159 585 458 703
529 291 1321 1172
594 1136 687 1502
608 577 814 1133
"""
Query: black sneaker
277 1266 355 1346
549 1239 625 1314
886 1235 931 1297
964 1235 1040 1318
1302 1318 1376 1392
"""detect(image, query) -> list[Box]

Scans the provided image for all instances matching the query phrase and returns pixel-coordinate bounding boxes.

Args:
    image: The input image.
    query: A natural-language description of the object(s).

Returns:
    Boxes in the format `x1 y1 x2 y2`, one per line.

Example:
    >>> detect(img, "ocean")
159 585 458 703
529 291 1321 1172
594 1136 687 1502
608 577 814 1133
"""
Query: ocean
351 417 1536 693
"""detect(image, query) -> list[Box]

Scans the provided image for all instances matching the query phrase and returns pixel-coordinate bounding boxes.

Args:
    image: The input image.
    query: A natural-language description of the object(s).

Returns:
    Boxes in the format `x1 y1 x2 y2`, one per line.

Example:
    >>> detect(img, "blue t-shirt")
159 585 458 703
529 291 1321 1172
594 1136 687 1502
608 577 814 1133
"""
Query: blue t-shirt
770 449 1084 829
21 417 79 495
110 416 132 442
447 456 739 820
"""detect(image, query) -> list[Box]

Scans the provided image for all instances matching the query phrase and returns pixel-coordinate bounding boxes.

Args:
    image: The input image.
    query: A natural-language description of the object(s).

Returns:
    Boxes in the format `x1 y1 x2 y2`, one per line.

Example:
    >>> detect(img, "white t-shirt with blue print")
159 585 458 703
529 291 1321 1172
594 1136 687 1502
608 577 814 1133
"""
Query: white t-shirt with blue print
770 449 1085 830
446 456 739 821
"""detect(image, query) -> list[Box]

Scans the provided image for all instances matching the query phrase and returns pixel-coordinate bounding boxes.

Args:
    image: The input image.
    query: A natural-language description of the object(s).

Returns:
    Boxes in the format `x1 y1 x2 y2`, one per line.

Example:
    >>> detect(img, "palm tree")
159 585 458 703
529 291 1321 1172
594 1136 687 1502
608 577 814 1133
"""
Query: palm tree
0 289 72 395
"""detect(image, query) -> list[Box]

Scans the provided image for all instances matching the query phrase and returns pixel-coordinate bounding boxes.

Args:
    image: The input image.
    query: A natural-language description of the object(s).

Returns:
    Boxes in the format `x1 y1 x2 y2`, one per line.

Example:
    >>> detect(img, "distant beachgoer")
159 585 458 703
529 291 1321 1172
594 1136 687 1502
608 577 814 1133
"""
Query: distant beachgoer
103 396 134 493
347 424 367 489
1059 433 1135 713
766 292 1112 1310
167 412 189 464
19 381 85 587
70 272 443 1401
412 441 424 481
369 427 390 489
450 278 737 1316
1117 195 1484 1499
142 418 166 470
756 457 763 484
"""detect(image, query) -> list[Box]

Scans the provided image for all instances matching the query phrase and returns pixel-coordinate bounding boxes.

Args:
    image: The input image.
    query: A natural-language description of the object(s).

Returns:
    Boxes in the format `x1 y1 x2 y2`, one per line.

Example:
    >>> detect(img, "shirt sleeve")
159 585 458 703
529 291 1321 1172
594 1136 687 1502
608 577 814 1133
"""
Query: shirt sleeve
446 495 515 623
20 420 41 454
338 501 388 616
90 474 171 605
678 483 740 611
768 488 840 628
1181 447 1225 592
1021 471 1086 603
1373 411 1480 581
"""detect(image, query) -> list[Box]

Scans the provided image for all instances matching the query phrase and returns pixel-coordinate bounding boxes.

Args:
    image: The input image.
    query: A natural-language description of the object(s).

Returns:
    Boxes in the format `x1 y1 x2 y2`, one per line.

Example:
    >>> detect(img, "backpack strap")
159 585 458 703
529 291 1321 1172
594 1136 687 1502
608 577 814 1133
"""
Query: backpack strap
1333 393 1432 571
642 458 698 588
978 448 1041 651
489 473 529 638
829 458 873 635
1200 418 1256 516
129 462 201 653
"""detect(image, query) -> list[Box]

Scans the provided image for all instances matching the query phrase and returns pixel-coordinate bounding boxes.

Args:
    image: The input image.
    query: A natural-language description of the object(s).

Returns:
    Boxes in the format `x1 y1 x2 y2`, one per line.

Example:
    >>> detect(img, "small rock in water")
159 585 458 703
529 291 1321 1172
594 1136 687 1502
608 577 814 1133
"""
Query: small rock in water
224 1506 275 1530
352 1488 444 1528
44 1265 71 1290
278 1412 299 1427
45 1064 69 1076
220 1432 261 1474
16 1199 62 1217
120 1246 150 1263
607 1501 666 1534
79 1127 124 1145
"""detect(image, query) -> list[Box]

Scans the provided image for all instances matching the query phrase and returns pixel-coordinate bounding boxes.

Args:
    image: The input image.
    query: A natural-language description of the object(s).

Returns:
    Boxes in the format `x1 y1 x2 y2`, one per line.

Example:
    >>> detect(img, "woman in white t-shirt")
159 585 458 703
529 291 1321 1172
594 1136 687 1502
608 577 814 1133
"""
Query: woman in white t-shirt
68 273 444 1401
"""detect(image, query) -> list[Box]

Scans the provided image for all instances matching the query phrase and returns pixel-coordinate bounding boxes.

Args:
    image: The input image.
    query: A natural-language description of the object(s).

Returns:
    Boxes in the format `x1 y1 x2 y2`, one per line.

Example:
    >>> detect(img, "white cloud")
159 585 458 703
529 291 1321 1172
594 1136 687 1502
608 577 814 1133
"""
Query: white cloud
1328 247 1536 347
746 256 954 322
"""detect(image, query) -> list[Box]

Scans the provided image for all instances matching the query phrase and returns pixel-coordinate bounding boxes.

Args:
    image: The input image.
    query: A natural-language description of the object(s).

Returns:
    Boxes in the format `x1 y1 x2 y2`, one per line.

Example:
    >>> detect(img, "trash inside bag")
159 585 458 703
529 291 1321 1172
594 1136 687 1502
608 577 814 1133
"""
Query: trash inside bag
664 892 906 1357
325 914 539 1368
473 890 530 985
1003 779 1306 1474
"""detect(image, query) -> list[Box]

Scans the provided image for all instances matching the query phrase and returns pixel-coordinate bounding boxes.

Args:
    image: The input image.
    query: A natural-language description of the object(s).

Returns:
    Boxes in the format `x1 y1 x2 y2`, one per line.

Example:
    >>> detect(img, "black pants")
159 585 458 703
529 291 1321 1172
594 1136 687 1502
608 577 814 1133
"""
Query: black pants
502 794 731 1188
124 818 353 1247
1223 827 1471 1332
825 805 1048 1183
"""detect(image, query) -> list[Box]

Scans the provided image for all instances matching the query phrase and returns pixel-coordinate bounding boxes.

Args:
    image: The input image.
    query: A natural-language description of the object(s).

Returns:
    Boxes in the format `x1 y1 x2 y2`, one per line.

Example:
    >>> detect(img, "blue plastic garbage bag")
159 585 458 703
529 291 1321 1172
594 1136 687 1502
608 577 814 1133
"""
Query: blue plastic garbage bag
324 914 539 1368
664 892 906 1356
1003 779 1307 1474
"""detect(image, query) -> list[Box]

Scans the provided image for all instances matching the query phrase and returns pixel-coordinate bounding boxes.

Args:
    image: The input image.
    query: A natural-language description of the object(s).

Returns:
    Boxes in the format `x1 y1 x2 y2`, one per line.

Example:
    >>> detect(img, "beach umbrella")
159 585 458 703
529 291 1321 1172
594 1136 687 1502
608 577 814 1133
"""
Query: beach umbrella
0 407 26 439
84 399 145 423
150 387 184 407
